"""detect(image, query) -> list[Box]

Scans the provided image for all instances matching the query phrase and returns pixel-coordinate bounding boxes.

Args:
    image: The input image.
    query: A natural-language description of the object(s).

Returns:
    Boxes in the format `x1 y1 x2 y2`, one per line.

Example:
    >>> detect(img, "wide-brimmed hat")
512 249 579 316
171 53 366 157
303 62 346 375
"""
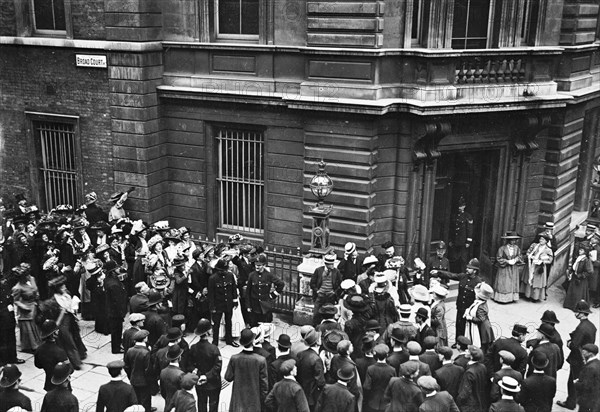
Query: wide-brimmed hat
343 294 369 313
0 364 22 388
475 283 493 300
498 376 520 393
276 334 292 349
531 350 549 369
575 300 592 314
91 220 111 232
47 275 67 289
164 228 181 242
337 364 355 381
501 231 522 240
512 324 528 335
195 319 211 336
410 285 431 303
373 272 387 284
95 244 110 256
102 260 120 275
40 319 60 339
467 258 480 271
147 234 164 250
239 328 256 347
430 284 448 298
362 255 378 267
166 344 183 361
322 330 349 354
303 329 319 346
540 310 560 324
51 362 73 385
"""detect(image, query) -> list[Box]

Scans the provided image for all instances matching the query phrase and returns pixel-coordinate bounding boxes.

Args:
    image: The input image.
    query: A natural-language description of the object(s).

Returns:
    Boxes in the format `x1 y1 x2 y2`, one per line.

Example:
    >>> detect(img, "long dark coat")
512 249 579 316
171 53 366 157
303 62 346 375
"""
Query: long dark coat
456 362 490 412
519 372 556 412
224 350 269 412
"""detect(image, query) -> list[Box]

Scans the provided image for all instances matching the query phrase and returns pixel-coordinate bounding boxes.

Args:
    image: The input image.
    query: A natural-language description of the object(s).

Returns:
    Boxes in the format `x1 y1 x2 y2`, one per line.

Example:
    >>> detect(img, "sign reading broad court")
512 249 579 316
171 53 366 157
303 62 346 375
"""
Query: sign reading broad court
75 54 107 68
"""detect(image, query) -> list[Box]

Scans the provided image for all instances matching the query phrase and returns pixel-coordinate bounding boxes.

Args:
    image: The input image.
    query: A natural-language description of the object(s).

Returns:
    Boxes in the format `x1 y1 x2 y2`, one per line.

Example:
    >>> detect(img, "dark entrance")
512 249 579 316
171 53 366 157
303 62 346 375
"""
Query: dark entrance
431 150 500 272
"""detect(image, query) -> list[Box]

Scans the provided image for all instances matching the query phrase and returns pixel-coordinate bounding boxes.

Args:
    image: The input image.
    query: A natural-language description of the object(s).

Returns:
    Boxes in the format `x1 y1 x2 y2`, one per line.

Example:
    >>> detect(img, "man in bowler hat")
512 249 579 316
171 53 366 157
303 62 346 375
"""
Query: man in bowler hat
519 351 556 412
269 334 295 389
485 323 528 376
314 364 356 412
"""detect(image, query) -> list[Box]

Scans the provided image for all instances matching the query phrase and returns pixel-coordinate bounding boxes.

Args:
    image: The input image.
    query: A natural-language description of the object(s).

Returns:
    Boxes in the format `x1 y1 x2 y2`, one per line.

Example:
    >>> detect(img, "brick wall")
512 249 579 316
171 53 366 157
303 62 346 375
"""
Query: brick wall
72 0 106 40
0 45 112 210
0 0 16 36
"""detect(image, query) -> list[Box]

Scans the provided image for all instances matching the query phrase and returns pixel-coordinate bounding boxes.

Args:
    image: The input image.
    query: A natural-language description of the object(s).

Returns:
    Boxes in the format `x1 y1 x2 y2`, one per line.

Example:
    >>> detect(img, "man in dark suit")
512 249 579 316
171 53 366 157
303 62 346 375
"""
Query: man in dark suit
160 345 185 409
415 308 436 349
453 336 472 370
406 341 431 379
246 253 285 326
337 242 363 281
310 254 342 325
96 360 138 412
490 351 523 402
419 336 441 372
123 329 152 412
485 324 528 376
574 344 600 412
356 335 376 385
40 362 78 412
456 346 490 412
383 361 424 412
527 323 563 378
269 334 296 390
519 351 556 412
434 346 464 399
296 329 326 412
314 364 356 412
207 259 240 348
129 281 150 314
489 376 524 412
123 313 145 353
526 311 564 366
34 319 69 392
417 375 459 412
142 291 168 348
188 249 210 328
558 300 597 410
104 261 129 354
363 344 396 412
265 359 310 412
386 330 409 375
168 373 200 412
0 364 32 412
185 319 222 412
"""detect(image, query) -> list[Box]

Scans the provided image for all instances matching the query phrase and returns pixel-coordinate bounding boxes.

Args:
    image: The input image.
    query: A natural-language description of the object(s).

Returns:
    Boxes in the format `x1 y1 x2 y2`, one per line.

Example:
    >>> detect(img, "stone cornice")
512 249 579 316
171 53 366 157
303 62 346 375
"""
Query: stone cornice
0 36 163 52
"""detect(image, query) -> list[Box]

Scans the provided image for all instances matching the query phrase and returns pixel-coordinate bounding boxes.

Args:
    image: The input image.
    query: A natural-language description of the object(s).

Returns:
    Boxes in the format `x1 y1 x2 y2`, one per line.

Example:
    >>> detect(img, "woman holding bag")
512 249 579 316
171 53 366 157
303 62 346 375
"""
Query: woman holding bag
521 233 554 302
563 243 593 311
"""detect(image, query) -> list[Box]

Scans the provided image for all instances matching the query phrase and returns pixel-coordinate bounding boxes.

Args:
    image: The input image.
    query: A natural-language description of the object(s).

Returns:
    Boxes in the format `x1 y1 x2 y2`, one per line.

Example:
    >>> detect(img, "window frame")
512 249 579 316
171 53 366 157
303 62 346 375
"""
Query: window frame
214 0 261 42
29 0 73 38
451 0 496 49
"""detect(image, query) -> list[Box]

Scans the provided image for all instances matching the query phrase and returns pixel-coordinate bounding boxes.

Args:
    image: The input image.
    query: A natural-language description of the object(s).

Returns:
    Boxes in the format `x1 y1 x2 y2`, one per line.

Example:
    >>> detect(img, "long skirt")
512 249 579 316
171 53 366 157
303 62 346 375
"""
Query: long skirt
58 313 87 369
18 319 41 352
520 264 547 301
493 265 521 303
564 278 590 311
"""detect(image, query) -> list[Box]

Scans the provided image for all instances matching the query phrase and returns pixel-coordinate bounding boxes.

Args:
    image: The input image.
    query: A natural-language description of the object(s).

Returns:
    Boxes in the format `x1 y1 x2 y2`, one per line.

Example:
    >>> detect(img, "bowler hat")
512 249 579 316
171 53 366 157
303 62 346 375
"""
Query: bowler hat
337 364 355 381
239 328 256 347
540 310 560 324
343 294 369 313
512 324 528 336
40 319 60 339
416 307 429 320
50 362 73 385
318 303 338 316
467 258 480 271
537 323 555 339
575 300 592 314
391 329 407 344
166 327 183 342
172 314 186 329
322 330 348 354
276 334 292 349
0 365 21 388
531 350 549 369
365 319 380 332
214 259 229 272
147 290 162 307
279 359 296 376
498 376 520 393
166 344 183 361
195 319 212 336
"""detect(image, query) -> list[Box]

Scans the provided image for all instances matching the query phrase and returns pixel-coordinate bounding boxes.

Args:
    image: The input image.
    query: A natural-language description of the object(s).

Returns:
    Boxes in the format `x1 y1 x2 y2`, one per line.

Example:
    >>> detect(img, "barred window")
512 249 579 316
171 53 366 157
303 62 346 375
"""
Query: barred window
216 127 264 234
33 120 80 210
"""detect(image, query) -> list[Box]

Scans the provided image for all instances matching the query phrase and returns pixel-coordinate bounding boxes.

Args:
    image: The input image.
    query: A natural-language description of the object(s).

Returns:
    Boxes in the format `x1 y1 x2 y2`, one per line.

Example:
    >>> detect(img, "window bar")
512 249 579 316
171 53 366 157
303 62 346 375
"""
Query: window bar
253 134 256 231
218 130 224 228
235 130 240 229
242 132 247 230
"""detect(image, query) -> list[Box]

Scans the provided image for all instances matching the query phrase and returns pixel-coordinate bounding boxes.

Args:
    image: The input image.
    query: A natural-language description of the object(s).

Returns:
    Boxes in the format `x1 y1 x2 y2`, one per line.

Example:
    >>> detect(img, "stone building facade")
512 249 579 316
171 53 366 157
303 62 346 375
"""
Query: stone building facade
0 0 599 281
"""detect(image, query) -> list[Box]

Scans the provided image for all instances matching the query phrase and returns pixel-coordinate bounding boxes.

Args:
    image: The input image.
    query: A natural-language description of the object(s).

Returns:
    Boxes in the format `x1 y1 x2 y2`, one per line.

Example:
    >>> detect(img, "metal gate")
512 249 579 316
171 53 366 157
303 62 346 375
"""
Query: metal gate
35 121 79 210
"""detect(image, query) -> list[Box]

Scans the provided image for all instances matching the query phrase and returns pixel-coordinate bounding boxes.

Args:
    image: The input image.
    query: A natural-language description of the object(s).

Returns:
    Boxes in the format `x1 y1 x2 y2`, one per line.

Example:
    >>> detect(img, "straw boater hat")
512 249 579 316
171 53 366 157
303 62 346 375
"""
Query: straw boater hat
501 231 522 240
498 376 520 393
362 255 378 267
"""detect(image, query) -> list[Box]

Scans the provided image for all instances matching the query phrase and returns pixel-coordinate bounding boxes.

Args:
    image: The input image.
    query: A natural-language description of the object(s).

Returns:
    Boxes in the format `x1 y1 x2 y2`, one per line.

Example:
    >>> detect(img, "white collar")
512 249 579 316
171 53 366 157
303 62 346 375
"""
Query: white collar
283 376 296 381
110 375 125 382
409 355 419 361
393 348 404 352
533 370 545 374
442 360 452 365
587 355 600 363
277 351 290 357
337 381 348 386
502 395 515 400
169 361 179 367
425 391 437 397
467 360 477 365
135 342 146 347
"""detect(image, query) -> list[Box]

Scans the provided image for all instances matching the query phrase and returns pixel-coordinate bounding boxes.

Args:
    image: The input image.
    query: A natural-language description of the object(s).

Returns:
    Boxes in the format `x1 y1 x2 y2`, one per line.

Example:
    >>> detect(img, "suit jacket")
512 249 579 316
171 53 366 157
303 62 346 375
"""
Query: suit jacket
265 378 310 412
567 319 597 368
419 351 442 373
225 350 269 412
34 339 69 391
454 353 470 370
338 256 364 281
185 339 222 391
168 389 197 412
124 344 151 386
0 388 32 412
270 353 297 389
160 365 185 408
527 341 562 378
142 310 167 348
356 355 377 384
485 337 528 377
315 383 355 412
383 377 424 412
430 301 447 341
490 367 522 402
96 380 137 412
40 387 79 412
296 348 326 407
416 325 436 348
419 391 459 412
456 362 490 412
122 326 140 352
104 276 128 319
364 362 396 411
489 399 525 412
310 266 342 298
519 372 556 412
526 327 564 372
434 363 464 399
574 358 600 411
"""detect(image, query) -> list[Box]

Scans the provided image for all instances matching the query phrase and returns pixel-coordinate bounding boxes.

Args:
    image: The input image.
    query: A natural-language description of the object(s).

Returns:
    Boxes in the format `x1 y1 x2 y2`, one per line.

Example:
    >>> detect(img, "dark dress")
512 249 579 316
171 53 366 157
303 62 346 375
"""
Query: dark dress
564 256 593 310
87 275 110 334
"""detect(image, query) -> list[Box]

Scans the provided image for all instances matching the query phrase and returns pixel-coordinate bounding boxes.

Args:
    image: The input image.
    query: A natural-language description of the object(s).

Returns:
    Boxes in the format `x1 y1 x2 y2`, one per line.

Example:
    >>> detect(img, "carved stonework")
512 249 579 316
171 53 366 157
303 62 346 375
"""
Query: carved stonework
412 119 452 166
512 113 551 158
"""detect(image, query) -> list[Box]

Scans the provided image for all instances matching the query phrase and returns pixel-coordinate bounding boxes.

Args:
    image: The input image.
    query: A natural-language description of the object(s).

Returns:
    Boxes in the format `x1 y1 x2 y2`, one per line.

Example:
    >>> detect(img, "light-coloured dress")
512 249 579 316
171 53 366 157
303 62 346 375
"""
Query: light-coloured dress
493 244 522 303
521 242 553 301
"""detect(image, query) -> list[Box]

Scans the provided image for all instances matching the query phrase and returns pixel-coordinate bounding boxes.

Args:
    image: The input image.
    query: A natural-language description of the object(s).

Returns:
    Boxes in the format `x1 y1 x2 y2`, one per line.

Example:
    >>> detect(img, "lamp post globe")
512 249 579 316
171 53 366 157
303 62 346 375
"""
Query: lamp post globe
309 160 333 208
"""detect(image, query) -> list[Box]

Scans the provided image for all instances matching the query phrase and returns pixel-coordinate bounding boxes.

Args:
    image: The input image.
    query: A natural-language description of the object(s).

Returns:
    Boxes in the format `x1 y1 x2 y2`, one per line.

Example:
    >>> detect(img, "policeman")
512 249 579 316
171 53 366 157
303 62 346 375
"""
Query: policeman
245 254 284 327
207 259 240 347
427 241 450 286
431 258 482 349
449 197 473 273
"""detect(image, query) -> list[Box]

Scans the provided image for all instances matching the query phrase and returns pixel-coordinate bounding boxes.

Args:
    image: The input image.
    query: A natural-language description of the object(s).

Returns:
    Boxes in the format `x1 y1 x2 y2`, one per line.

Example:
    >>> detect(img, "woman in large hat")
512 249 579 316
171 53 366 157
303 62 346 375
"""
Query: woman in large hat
563 242 593 311
85 259 110 335
493 231 524 303
521 233 554 302
464 282 495 353
11 264 42 352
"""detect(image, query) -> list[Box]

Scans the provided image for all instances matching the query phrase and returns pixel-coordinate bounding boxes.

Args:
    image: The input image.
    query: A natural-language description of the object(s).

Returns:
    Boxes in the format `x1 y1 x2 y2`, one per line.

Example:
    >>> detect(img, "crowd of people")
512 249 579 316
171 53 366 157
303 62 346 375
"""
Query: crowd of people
0 190 598 412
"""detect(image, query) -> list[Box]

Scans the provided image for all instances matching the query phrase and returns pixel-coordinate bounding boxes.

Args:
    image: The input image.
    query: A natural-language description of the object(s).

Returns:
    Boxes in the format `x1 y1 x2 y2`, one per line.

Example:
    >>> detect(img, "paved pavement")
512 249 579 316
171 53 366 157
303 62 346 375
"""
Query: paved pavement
8 284 600 412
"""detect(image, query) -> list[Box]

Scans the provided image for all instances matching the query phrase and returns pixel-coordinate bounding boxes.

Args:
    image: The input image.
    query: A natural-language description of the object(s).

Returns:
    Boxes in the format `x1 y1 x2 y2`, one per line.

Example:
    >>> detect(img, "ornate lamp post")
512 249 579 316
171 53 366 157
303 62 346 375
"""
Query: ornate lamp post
308 160 333 255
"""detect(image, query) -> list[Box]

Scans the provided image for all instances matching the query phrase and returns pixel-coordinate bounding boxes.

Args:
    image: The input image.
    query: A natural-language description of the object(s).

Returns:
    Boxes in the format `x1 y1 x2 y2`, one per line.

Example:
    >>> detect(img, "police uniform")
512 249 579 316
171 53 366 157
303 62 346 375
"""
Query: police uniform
427 254 450 286
207 271 238 346
246 269 285 326
451 210 474 272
